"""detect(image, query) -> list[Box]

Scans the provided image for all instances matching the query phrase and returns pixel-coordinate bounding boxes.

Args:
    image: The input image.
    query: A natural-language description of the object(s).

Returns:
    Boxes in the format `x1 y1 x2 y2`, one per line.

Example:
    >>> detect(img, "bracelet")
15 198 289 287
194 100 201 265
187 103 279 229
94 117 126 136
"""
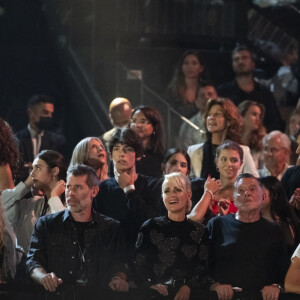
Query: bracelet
271 284 283 291
123 185 135 194
205 188 214 198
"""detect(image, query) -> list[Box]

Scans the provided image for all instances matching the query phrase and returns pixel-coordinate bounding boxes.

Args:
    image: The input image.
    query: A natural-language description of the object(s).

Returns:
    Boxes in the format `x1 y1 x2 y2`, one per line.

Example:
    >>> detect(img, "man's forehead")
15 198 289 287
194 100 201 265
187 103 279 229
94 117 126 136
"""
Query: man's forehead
236 177 258 188
67 174 87 184
233 50 251 59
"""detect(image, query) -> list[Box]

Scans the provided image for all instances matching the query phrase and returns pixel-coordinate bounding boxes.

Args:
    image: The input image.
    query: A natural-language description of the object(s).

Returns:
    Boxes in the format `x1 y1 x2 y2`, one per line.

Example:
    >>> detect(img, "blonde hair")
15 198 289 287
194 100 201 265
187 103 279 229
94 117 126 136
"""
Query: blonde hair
162 172 192 213
69 137 108 181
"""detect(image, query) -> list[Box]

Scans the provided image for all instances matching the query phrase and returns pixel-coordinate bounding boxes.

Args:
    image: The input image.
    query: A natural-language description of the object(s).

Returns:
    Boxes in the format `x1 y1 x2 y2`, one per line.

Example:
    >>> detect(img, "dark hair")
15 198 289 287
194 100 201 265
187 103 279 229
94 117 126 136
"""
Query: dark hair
131 106 165 153
107 128 144 158
0 118 21 178
36 150 67 182
27 94 54 109
196 81 216 98
168 49 205 99
234 173 261 190
204 98 242 143
232 45 255 61
295 128 300 140
162 148 191 175
238 100 266 152
67 164 99 188
216 140 244 163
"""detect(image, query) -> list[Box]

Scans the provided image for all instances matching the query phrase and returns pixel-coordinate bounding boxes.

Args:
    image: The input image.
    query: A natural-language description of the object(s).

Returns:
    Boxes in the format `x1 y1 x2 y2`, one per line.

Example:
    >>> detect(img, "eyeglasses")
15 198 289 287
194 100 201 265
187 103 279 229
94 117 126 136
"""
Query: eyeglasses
130 118 150 125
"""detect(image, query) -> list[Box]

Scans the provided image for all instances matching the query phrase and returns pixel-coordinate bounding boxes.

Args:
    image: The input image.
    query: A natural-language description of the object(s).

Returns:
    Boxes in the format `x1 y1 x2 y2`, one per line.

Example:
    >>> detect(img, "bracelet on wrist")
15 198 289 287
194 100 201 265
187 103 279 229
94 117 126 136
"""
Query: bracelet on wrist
205 188 214 198
123 185 135 194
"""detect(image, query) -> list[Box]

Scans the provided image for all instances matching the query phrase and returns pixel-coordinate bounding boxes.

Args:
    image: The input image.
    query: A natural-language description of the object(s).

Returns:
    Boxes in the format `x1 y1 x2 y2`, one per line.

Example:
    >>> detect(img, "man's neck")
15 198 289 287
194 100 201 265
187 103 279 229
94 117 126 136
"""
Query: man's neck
236 74 254 93
235 210 260 223
71 210 92 222
267 164 286 178
29 122 40 133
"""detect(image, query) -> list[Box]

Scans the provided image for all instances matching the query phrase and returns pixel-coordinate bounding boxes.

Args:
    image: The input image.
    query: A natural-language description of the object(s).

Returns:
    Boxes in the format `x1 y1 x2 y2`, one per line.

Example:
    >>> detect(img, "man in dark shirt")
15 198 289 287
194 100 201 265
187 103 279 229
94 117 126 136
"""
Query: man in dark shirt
93 128 165 258
218 45 284 132
27 164 128 296
208 173 289 300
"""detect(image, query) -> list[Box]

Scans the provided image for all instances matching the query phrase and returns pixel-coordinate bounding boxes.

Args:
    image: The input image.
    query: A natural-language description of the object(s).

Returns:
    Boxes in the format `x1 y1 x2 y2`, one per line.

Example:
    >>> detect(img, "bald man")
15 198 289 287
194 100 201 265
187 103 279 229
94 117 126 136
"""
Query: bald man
103 98 132 142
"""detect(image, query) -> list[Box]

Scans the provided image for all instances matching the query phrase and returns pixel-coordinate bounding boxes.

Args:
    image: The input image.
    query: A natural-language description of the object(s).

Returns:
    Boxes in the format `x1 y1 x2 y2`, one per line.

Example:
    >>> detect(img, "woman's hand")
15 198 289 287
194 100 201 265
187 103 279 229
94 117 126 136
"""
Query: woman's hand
150 283 169 296
218 198 231 216
174 285 190 300
50 180 66 198
290 188 300 210
204 175 222 195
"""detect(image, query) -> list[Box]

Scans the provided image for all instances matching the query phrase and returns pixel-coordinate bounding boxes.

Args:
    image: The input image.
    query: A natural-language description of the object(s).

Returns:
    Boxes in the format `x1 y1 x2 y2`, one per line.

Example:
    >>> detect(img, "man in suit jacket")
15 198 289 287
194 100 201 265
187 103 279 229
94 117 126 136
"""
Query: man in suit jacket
16 95 65 180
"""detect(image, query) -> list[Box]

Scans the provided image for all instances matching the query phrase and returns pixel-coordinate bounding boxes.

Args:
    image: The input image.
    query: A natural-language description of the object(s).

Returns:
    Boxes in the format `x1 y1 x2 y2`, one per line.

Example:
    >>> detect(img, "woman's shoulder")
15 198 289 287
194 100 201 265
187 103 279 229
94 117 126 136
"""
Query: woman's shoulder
187 142 205 154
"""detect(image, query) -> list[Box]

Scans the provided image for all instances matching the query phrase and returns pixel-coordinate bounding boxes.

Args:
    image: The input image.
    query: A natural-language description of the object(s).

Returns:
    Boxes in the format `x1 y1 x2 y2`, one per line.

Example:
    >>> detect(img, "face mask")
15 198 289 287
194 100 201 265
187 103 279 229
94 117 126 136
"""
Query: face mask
36 117 53 130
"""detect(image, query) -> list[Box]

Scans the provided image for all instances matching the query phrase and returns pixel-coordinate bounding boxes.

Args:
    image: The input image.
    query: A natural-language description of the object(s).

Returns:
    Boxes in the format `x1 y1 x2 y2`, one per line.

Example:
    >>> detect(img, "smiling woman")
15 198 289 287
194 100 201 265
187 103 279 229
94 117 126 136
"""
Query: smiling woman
134 172 210 300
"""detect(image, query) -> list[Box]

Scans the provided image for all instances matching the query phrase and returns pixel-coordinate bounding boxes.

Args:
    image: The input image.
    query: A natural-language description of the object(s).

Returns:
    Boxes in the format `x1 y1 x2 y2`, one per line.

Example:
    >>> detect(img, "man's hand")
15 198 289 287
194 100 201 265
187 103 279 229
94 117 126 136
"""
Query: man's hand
210 283 235 300
50 180 66 198
108 276 129 292
40 272 63 292
261 285 280 300
174 285 190 300
115 165 136 190
150 284 169 296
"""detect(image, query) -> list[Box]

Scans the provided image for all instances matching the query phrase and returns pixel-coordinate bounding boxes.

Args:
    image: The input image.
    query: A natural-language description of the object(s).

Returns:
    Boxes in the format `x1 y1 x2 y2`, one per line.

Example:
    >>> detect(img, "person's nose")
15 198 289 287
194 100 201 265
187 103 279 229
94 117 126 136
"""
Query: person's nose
30 169 35 177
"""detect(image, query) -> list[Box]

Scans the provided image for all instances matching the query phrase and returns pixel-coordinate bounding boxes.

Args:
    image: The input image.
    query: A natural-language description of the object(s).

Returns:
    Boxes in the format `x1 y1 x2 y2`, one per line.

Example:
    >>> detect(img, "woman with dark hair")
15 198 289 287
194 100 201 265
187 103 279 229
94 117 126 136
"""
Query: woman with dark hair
134 173 210 300
259 176 300 255
0 118 21 191
1 150 67 253
187 98 258 179
130 105 165 178
238 100 266 169
69 137 108 182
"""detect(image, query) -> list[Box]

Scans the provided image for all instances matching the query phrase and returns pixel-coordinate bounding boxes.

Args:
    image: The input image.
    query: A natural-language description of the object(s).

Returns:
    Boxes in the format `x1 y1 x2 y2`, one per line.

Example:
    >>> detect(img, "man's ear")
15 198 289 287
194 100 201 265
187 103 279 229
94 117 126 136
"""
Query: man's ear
91 185 99 198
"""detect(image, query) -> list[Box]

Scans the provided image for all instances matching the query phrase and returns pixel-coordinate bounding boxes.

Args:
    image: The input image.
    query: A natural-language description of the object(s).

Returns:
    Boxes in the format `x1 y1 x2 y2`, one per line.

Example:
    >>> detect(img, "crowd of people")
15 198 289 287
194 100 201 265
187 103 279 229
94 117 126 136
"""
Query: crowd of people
0 44 300 300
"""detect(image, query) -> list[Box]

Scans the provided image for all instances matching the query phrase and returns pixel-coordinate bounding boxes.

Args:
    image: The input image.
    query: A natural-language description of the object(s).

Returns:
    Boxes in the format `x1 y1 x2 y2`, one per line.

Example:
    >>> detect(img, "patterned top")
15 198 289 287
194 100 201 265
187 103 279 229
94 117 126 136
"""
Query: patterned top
134 216 209 289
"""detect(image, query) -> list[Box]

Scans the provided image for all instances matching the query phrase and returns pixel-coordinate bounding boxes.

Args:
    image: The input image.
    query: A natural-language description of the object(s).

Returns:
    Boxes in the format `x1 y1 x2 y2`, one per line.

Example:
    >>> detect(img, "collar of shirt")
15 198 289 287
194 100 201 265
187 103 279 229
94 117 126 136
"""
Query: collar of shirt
28 124 44 138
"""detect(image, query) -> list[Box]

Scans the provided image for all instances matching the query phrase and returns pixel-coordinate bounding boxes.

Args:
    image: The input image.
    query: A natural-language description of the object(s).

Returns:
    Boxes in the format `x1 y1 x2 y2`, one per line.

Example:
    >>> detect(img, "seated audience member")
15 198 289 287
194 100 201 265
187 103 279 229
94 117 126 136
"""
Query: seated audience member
0 118 21 191
189 141 243 224
285 108 300 165
178 82 218 149
258 131 291 180
134 173 210 300
238 100 266 169
285 244 300 294
129 106 165 178
208 173 290 300
15 95 65 180
102 97 132 143
1 150 66 254
0 202 23 283
161 148 221 224
187 98 258 179
93 128 164 257
69 137 108 182
217 45 284 132
259 176 300 255
26 164 128 296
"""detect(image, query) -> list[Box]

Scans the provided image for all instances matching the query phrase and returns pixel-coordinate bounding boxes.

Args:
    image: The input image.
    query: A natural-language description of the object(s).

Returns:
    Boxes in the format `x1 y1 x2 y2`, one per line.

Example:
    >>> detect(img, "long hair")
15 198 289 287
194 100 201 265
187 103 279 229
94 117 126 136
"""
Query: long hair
168 50 205 99
238 100 266 152
259 176 300 244
0 201 5 252
36 150 67 203
162 148 191 175
203 98 242 143
69 137 108 181
0 118 21 178
131 106 165 153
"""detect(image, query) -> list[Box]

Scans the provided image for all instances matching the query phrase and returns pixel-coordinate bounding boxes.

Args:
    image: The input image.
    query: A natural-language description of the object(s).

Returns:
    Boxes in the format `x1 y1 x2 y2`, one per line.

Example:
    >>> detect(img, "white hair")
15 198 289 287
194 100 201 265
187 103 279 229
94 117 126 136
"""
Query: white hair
262 130 291 151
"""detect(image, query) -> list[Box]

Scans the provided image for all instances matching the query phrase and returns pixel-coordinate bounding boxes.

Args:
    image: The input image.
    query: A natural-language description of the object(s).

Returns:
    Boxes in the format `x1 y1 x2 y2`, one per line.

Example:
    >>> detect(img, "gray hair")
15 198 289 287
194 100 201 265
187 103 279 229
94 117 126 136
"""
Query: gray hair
262 130 291 151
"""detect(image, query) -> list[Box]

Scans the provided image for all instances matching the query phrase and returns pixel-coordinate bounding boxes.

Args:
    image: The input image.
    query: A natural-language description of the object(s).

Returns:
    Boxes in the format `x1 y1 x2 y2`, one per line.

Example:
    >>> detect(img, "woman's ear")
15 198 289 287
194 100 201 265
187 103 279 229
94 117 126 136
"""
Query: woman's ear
161 163 166 174
51 166 59 178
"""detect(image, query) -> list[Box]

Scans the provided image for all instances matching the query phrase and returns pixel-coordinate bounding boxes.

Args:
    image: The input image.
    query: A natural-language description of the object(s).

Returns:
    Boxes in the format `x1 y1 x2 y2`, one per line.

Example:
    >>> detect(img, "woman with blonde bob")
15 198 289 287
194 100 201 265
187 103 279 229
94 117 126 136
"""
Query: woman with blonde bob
188 98 258 179
69 137 108 182
134 172 209 300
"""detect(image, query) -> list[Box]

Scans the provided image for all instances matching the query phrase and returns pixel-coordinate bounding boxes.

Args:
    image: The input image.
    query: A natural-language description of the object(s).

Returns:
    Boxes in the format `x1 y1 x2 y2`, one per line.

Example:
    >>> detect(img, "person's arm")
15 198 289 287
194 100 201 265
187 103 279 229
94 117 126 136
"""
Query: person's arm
285 252 300 294
188 176 222 222
30 268 63 292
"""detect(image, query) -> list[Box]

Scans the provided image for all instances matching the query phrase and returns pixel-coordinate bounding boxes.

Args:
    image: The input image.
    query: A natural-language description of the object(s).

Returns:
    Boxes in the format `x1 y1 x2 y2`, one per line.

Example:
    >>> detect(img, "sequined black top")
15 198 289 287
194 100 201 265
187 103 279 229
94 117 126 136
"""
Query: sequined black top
134 216 209 289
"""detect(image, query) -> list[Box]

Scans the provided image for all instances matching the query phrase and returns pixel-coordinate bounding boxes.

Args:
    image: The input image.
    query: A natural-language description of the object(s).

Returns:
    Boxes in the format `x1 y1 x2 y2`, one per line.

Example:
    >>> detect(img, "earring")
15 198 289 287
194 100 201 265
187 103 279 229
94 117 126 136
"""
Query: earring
153 131 156 135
